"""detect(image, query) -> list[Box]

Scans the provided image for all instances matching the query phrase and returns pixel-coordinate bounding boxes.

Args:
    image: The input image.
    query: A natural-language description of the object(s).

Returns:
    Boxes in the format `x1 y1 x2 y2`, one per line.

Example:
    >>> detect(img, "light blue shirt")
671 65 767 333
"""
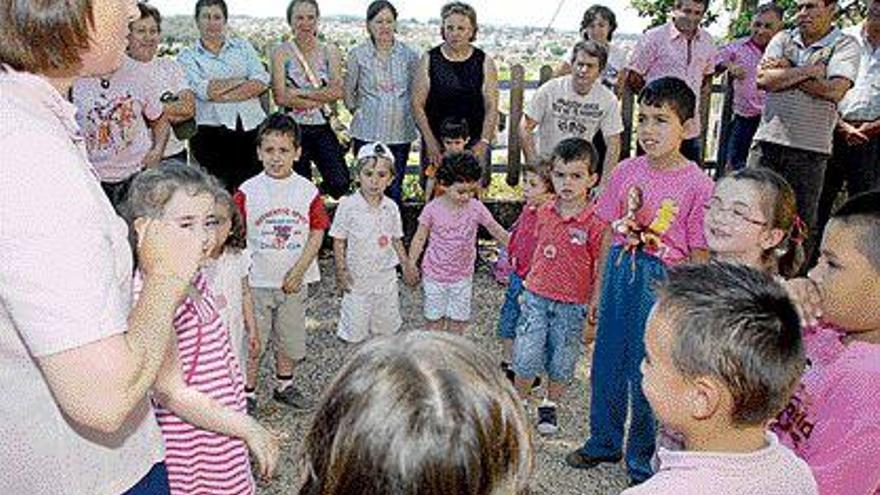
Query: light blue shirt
343 40 419 144
178 37 269 131
838 24 880 122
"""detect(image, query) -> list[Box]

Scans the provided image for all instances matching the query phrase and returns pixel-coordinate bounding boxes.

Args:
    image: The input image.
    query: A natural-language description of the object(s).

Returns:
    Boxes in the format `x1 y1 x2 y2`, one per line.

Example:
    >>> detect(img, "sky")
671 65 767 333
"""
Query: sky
148 0 660 34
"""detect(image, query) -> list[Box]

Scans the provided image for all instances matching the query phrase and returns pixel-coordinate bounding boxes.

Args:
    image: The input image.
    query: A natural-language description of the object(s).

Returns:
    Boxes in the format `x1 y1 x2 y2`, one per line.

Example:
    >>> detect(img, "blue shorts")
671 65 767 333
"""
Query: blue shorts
122 462 170 495
512 290 588 382
496 272 525 339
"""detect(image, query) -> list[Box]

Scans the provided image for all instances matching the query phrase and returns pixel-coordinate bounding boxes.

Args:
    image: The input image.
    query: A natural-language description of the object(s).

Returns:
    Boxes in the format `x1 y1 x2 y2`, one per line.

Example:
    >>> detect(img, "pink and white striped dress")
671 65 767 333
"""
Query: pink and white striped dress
152 272 255 495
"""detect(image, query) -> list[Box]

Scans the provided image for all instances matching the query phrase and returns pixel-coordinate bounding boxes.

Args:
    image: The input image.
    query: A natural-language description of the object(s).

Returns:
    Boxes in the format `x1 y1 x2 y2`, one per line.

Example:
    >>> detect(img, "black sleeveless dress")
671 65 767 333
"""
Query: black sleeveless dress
424 45 486 143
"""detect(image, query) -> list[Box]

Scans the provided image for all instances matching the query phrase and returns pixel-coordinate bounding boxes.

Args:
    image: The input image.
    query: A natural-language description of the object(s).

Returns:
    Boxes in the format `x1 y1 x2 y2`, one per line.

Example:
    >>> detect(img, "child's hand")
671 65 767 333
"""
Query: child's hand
402 262 420 286
137 218 202 283
282 269 305 294
335 267 353 294
244 419 280 481
781 277 823 326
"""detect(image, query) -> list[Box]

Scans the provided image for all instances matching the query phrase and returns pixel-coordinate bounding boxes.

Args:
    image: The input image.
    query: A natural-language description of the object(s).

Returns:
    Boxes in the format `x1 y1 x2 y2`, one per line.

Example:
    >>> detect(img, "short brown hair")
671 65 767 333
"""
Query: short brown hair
523 157 555 194
0 0 94 73
440 1 478 42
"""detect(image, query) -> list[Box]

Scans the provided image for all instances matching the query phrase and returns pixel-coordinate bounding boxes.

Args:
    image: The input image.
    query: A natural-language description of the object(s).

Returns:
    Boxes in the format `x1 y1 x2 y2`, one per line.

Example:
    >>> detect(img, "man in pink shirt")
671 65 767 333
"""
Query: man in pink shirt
624 0 717 164
715 3 783 172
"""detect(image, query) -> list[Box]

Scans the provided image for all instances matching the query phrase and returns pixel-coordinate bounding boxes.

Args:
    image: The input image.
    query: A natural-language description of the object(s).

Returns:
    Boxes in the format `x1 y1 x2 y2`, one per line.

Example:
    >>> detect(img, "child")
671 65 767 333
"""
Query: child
511 138 605 435
299 331 533 495
704 168 805 277
623 262 817 494
408 151 509 334
124 164 279 495
329 141 418 343
774 190 880 494
234 112 330 411
204 188 261 413
498 158 555 380
567 77 714 485
424 117 470 200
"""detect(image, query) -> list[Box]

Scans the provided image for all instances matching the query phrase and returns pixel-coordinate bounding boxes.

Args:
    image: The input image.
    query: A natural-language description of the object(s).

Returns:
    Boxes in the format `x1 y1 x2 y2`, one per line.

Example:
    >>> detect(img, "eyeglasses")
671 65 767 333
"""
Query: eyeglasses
703 199 767 226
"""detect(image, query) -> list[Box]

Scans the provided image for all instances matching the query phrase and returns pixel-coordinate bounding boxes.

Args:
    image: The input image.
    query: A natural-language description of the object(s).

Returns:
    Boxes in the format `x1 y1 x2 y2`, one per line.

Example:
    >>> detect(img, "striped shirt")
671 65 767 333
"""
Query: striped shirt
152 272 254 495
344 40 420 144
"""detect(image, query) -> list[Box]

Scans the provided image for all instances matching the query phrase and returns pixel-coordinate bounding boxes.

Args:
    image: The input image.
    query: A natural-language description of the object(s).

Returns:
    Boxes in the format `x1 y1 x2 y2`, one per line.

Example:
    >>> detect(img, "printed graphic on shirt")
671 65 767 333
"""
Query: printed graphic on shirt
83 93 139 159
774 384 815 448
551 97 606 135
256 208 308 251
614 187 681 260
569 227 587 245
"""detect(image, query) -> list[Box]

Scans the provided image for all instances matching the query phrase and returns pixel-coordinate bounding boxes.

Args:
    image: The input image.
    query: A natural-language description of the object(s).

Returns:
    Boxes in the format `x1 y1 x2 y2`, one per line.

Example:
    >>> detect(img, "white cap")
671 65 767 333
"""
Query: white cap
356 141 395 167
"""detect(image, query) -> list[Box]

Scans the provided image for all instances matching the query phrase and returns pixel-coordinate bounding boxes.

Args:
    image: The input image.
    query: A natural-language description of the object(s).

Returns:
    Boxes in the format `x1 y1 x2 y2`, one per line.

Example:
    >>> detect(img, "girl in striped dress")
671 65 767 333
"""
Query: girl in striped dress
124 164 279 495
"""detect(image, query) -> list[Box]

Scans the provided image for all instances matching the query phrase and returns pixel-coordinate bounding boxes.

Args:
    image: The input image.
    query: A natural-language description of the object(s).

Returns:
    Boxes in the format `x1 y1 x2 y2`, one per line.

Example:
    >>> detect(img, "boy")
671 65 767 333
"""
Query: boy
624 262 817 494
567 77 714 484
776 190 880 494
330 142 418 343
234 112 330 411
512 137 605 435
424 117 470 200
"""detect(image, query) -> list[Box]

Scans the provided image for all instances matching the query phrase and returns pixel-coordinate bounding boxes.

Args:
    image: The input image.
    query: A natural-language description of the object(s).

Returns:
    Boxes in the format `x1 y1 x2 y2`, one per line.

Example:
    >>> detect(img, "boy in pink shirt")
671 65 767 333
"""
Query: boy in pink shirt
511 138 606 435
623 263 817 495
567 77 714 485
776 190 880 494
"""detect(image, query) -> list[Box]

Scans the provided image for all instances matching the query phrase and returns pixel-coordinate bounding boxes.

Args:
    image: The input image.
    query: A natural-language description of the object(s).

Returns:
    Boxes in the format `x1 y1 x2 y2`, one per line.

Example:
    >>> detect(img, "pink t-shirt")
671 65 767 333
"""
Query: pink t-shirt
72 56 163 182
508 204 541 278
773 322 880 495
595 155 713 265
716 37 766 118
627 22 717 139
624 432 817 495
418 197 499 283
524 201 606 304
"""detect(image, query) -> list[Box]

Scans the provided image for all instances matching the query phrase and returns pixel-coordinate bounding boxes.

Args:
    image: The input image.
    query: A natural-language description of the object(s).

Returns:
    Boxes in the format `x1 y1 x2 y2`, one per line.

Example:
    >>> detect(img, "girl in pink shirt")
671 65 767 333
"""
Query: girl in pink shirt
408 152 509 334
125 164 279 495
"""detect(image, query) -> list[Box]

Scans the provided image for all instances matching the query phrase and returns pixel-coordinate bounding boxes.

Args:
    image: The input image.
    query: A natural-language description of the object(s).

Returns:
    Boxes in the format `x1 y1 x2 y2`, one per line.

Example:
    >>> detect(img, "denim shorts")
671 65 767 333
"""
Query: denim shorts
512 290 588 382
496 272 524 339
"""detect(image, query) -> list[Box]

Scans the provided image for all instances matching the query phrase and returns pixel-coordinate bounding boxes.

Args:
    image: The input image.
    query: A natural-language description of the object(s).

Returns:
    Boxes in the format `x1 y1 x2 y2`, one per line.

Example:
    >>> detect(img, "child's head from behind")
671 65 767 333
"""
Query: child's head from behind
300 331 533 495
704 168 805 277
644 263 804 441
809 190 880 333
211 188 246 258
355 141 395 200
439 116 470 154
550 137 598 203
436 151 482 206
123 164 221 265
256 112 302 180
637 77 695 158
522 157 554 206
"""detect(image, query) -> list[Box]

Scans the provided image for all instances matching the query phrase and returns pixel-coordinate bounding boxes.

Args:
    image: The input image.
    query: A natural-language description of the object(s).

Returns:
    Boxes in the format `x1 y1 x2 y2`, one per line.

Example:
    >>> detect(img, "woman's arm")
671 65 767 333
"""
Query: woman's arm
342 48 360 113
411 53 441 166
163 89 196 124
270 43 323 111
299 43 344 104
472 54 499 159
143 115 170 168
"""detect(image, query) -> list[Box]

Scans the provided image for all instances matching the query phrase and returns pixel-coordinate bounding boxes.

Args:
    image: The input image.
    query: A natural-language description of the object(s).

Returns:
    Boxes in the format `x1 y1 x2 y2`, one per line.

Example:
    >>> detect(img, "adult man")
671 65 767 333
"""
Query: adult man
748 0 860 256
623 0 717 163
815 0 880 246
520 40 623 186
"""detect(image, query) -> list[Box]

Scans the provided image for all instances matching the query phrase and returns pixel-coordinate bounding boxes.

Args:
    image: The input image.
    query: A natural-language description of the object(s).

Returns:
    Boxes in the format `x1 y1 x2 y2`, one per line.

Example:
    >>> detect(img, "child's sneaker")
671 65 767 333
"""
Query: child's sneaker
500 362 515 384
536 400 558 435
273 385 313 410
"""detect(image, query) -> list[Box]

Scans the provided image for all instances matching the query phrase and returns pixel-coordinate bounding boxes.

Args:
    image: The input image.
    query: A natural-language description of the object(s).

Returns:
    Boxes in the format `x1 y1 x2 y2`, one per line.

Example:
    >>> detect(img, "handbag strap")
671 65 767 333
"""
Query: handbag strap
289 42 334 117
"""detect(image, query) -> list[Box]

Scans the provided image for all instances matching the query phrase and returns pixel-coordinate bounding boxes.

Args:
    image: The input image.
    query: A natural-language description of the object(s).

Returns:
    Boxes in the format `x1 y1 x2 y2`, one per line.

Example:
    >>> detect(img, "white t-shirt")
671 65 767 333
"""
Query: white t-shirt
149 56 191 158
0 68 163 494
329 193 404 291
525 76 624 157
204 249 251 364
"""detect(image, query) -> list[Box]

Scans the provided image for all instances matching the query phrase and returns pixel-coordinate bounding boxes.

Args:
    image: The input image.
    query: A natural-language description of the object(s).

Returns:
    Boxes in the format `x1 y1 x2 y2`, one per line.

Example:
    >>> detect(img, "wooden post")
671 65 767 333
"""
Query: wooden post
620 84 635 159
699 76 712 166
507 64 525 186
539 64 554 87
716 75 735 176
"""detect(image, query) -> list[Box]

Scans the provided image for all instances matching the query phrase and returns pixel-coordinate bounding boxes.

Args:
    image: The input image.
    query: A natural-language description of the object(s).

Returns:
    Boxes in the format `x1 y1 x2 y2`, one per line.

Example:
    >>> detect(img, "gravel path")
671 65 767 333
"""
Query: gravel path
255 258 630 494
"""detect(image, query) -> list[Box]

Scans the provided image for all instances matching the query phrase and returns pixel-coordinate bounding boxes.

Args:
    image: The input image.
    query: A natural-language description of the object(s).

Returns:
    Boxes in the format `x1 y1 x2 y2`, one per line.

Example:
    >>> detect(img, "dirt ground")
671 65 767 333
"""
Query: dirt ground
254 257 630 494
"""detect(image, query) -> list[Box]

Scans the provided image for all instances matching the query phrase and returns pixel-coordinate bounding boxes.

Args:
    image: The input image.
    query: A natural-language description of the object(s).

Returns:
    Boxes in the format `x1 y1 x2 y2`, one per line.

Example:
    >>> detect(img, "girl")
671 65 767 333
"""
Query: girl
329 142 418 343
204 188 261 414
703 168 805 277
299 331 534 495
408 151 509 334
124 164 278 495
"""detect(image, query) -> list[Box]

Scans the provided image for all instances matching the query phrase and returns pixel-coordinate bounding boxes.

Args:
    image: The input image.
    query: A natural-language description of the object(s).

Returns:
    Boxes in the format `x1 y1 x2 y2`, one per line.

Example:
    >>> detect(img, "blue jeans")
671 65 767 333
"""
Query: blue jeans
723 114 761 172
580 245 665 483
512 290 587 382
497 272 524 340
296 124 351 199
121 462 170 495
352 138 412 204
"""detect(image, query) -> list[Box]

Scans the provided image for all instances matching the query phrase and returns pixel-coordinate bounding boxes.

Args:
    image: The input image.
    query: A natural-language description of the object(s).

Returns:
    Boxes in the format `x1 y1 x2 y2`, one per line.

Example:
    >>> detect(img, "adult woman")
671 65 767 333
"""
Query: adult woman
412 1 499 187
178 0 269 191
0 0 204 493
556 5 627 92
344 0 419 204
128 2 196 166
272 0 350 199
